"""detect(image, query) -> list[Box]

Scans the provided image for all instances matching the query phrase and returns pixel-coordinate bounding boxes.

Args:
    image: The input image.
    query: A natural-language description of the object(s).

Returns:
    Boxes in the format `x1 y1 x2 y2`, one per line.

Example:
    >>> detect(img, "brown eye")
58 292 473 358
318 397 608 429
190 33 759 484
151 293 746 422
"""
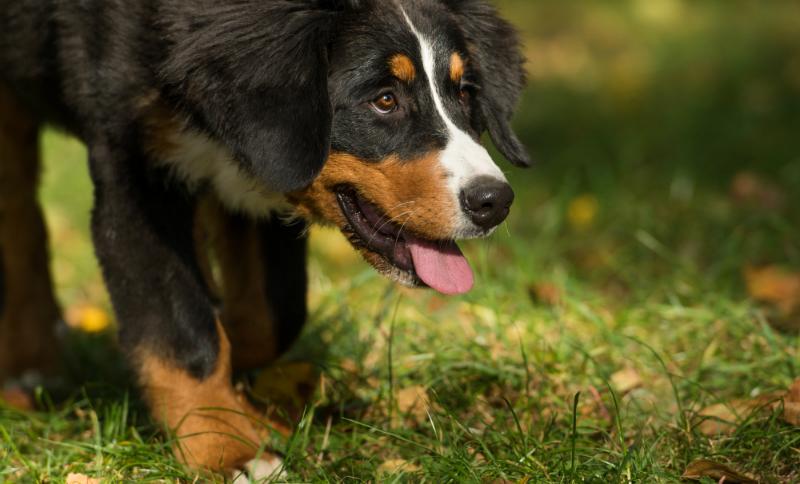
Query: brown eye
371 92 398 114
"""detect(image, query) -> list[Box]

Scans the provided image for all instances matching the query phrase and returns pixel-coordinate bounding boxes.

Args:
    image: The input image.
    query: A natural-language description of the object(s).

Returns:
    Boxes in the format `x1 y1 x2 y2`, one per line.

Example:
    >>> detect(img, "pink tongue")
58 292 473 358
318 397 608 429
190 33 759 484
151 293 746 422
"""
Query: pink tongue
406 237 474 295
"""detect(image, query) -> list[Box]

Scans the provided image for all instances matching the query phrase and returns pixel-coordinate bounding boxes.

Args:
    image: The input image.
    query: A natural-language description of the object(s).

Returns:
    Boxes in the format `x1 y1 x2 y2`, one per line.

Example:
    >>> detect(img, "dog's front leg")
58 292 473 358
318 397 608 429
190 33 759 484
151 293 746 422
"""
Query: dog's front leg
87 141 282 477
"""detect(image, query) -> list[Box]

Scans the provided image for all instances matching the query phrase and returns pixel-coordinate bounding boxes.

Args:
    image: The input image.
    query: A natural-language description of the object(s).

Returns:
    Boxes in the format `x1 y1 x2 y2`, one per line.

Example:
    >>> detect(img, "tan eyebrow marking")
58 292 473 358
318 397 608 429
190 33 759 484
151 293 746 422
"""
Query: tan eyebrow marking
389 53 416 83
450 52 465 83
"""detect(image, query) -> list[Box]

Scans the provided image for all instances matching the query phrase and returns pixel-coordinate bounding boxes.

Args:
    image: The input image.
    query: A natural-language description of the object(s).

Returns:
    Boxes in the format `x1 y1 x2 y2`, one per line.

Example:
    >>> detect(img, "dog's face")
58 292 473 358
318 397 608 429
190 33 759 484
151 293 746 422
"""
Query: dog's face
162 0 529 294
289 1 530 294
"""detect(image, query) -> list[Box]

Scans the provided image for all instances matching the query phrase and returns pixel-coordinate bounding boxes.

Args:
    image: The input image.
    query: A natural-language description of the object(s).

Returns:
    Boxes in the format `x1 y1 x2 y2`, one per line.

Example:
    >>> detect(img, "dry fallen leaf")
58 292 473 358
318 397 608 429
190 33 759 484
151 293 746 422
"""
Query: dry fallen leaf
610 368 642 395
744 265 800 332
528 282 562 307
783 378 800 426
1 387 34 411
66 473 102 484
745 266 800 314
681 459 758 483
376 459 420 476
730 171 785 210
396 386 429 422
581 385 612 423
339 358 359 374
696 393 781 436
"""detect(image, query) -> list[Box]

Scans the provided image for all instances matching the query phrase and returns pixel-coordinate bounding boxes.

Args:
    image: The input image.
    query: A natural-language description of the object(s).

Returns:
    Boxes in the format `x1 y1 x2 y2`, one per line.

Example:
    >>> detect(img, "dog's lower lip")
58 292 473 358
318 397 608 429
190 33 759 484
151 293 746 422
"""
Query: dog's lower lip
335 188 415 273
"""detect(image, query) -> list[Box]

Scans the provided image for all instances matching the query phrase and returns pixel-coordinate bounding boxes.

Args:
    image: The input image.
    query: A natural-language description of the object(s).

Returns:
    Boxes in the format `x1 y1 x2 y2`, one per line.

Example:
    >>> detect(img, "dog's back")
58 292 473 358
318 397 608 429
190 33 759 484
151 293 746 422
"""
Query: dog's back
2 0 163 134
0 1 68 123
0 1 54 81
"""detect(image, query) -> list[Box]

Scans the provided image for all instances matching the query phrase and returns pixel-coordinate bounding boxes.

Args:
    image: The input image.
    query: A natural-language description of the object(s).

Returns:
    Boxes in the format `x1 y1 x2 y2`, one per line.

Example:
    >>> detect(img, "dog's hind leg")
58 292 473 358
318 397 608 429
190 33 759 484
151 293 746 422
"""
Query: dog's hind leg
195 198 308 372
0 85 61 383
0 254 5 321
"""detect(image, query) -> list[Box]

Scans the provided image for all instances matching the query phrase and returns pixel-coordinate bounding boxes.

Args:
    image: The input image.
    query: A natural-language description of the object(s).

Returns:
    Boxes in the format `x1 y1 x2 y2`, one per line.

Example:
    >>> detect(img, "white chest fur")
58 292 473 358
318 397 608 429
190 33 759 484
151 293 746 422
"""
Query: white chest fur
150 122 290 218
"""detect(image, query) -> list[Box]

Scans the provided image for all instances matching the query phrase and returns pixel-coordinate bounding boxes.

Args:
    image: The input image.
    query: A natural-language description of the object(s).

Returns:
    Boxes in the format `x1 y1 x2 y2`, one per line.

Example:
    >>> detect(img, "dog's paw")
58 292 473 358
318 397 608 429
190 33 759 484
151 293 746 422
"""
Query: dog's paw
232 457 286 483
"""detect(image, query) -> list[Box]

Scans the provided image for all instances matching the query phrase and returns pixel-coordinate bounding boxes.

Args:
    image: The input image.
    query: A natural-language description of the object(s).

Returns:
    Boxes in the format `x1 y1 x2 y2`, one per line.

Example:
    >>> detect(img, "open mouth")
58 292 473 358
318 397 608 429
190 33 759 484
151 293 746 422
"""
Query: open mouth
335 187 474 295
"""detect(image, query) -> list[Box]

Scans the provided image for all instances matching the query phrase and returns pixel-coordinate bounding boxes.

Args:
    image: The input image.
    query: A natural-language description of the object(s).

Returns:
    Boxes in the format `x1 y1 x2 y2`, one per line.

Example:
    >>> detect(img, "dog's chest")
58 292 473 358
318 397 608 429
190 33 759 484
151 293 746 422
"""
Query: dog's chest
145 116 289 218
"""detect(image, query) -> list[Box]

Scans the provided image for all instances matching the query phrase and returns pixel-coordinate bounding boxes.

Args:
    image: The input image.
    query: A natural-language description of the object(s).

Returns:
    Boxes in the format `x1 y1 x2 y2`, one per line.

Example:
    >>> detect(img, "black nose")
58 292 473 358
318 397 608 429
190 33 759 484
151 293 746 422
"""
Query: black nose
459 177 515 231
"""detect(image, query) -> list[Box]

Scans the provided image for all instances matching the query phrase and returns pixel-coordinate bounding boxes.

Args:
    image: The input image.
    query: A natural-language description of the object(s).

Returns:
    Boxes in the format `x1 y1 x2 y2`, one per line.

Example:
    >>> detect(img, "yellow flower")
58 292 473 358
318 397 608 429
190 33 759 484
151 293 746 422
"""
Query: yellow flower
77 305 111 333
567 194 599 230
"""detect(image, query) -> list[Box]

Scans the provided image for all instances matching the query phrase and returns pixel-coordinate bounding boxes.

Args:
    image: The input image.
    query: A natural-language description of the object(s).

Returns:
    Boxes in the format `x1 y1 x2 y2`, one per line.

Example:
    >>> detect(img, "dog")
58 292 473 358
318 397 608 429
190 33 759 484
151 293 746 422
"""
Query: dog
0 0 529 477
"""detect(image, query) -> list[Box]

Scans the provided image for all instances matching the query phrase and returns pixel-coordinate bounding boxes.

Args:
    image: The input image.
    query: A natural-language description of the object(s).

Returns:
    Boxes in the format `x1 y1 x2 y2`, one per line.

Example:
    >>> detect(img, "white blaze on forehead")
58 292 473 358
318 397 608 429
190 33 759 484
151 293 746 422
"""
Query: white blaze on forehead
399 5 507 236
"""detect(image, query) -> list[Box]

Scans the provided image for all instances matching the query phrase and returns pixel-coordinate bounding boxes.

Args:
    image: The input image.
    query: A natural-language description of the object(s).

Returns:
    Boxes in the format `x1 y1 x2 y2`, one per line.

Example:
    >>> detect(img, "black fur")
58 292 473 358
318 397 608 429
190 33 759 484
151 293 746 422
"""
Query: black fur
157 1 351 192
89 141 221 378
259 218 309 353
0 251 5 319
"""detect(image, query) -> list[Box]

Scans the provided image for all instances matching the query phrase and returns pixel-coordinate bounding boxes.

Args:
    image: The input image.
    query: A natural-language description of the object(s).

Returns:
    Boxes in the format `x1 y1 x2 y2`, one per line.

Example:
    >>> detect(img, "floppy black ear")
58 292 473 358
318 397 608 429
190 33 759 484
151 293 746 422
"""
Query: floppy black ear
445 0 531 167
159 1 359 192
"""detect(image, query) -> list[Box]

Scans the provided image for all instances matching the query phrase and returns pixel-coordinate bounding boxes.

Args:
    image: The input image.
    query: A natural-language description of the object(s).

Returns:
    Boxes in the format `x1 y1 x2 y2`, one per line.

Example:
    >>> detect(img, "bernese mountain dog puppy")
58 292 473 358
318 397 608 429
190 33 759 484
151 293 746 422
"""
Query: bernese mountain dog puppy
0 0 529 478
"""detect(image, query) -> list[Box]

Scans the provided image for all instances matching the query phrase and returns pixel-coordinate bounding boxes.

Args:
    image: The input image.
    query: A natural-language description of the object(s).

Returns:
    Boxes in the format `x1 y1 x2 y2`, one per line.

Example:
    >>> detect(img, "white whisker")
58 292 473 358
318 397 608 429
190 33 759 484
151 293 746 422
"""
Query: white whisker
394 209 418 250
367 210 415 245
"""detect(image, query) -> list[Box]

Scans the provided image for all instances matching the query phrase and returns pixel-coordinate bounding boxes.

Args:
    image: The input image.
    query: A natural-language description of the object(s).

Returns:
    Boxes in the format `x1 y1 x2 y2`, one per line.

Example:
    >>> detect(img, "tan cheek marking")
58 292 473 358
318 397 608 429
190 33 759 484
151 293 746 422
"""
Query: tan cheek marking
289 152 457 240
389 54 416 83
450 52 465 83
137 321 274 471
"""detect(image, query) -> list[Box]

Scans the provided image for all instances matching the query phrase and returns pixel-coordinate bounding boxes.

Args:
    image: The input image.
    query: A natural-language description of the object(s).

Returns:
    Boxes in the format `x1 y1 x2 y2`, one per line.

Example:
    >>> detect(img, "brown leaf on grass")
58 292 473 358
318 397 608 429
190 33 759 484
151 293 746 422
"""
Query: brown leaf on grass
528 282 562 306
783 378 800 426
376 459 420 476
744 265 800 332
1 387 34 411
610 368 643 395
696 393 782 436
730 171 785 210
396 386 429 422
339 358 359 374
745 266 800 313
66 473 102 484
425 294 449 312
681 459 758 483
584 385 612 423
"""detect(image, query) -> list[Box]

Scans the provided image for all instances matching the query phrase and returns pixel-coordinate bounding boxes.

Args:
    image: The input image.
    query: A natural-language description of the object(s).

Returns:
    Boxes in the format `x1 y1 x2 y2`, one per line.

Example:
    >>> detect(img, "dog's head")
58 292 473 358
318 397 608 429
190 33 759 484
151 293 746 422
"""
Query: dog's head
162 0 529 295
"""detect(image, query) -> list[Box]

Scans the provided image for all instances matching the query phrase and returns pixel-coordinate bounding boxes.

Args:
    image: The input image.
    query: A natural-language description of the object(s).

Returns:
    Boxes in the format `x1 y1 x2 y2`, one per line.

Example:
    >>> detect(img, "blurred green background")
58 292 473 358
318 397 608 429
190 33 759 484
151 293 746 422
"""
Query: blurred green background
495 0 800 304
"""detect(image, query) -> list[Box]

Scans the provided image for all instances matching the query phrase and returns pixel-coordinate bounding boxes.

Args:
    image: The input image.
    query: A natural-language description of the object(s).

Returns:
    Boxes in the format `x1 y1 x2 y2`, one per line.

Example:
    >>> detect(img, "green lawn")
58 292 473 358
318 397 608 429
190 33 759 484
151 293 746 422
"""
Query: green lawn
3 1 800 482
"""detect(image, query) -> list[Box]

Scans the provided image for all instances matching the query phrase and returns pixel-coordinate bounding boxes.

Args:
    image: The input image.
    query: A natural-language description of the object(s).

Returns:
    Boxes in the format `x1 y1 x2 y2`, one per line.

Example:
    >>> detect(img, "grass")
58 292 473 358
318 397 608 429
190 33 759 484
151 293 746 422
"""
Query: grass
3 0 800 482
